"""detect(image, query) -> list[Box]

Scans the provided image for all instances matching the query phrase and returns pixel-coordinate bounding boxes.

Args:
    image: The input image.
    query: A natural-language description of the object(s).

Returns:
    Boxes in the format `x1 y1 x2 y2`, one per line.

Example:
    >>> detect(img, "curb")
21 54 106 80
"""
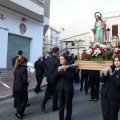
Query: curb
0 84 47 101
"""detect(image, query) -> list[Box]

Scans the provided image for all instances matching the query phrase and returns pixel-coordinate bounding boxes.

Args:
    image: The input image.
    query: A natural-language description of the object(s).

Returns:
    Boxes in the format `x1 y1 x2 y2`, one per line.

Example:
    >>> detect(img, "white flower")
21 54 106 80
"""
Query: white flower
106 45 110 48
86 48 92 55
115 48 119 51
100 44 107 49
93 42 100 47
91 48 101 57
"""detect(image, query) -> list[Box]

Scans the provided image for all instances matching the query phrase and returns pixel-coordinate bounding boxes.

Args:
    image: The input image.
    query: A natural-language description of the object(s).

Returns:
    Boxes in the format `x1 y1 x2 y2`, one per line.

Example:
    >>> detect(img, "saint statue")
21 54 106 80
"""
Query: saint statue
92 12 107 44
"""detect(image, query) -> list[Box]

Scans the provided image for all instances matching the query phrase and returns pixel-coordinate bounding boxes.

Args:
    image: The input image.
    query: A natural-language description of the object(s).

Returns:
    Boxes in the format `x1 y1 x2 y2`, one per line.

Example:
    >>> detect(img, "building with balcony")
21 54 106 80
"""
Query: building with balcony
0 0 50 68
43 26 60 57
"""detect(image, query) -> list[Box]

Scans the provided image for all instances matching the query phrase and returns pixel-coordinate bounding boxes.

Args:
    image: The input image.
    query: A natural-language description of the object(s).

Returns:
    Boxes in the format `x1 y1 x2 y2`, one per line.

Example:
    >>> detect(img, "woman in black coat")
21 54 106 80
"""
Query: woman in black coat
13 56 28 119
101 54 120 120
55 55 76 120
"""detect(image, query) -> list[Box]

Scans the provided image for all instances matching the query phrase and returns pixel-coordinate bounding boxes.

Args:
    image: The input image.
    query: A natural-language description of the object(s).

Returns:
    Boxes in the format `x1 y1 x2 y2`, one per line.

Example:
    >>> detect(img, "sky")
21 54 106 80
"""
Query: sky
50 0 120 29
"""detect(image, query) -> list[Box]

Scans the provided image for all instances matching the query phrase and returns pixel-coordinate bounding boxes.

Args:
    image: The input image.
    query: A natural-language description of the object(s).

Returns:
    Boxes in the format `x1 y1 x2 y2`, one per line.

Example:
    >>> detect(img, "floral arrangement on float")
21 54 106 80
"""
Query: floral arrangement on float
75 42 120 70
81 43 115 63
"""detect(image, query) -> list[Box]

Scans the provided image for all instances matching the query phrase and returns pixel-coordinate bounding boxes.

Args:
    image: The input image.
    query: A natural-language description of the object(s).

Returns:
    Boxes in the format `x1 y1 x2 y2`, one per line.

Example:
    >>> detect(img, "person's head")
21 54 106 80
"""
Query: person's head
83 50 86 52
20 57 28 65
60 55 69 65
113 54 120 68
71 53 74 56
13 56 28 71
63 53 66 56
66 51 69 56
38 56 41 60
52 47 59 56
49 51 52 56
83 48 86 53
18 50 23 56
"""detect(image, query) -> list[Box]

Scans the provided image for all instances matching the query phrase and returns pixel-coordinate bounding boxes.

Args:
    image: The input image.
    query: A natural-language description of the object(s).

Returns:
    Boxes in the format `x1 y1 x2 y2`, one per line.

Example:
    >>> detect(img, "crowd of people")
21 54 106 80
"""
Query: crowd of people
12 48 120 120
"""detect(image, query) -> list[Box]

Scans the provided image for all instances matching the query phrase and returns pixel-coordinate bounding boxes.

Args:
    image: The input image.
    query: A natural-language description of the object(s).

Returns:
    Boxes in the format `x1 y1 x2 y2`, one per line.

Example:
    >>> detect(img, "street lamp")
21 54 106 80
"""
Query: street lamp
106 28 110 42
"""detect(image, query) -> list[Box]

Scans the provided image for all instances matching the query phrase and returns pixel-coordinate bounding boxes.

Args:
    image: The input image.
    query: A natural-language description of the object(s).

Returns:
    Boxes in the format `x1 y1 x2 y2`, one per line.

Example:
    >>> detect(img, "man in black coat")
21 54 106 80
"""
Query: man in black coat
34 56 45 93
41 47 60 112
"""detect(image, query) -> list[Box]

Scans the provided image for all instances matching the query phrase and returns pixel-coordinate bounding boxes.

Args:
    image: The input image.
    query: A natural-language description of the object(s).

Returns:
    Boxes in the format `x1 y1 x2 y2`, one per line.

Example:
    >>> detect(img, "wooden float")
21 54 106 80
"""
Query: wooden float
74 60 113 70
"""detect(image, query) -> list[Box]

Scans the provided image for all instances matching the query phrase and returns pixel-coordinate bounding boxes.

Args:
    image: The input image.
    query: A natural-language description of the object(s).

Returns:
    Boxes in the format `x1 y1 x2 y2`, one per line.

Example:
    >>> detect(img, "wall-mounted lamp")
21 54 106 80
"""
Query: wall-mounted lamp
21 18 27 22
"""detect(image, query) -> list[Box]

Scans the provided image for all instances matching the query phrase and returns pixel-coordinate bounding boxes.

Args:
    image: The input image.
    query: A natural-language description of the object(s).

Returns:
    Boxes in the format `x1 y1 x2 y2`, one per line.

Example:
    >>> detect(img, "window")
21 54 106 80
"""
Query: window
37 0 45 4
112 25 118 37
71 42 74 46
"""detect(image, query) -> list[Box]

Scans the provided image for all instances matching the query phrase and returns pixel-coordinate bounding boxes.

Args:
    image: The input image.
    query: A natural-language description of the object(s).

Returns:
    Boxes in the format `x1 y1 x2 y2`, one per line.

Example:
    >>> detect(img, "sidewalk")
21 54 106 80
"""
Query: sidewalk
0 76 47 101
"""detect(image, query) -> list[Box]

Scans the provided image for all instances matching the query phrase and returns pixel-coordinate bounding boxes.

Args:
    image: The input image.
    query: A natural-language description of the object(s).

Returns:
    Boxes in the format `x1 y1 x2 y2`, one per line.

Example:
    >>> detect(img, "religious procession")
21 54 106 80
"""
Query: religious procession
0 0 120 120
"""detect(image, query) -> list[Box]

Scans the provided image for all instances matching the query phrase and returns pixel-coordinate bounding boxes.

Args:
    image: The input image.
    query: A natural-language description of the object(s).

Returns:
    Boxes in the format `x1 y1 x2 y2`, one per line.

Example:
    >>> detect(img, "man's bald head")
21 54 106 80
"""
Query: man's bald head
38 56 41 60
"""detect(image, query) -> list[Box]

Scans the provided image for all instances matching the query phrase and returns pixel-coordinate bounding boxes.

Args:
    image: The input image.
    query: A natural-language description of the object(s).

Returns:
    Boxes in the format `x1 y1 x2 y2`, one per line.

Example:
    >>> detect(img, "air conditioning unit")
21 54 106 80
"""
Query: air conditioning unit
38 0 45 4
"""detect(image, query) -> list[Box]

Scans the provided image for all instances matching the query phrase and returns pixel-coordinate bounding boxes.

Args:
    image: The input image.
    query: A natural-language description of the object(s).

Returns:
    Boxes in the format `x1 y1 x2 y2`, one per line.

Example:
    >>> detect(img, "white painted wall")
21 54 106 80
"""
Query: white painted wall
0 8 44 68
0 29 8 68
58 19 95 55
59 19 94 41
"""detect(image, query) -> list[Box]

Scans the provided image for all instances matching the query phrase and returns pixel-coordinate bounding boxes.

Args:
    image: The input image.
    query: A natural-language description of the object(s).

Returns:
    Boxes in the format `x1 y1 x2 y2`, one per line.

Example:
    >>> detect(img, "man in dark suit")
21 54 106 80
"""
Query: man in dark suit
41 47 60 112
34 56 45 93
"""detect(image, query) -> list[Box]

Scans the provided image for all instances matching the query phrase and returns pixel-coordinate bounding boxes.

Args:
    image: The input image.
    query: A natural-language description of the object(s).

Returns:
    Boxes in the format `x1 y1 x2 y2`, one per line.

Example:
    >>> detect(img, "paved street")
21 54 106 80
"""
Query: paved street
0 83 120 120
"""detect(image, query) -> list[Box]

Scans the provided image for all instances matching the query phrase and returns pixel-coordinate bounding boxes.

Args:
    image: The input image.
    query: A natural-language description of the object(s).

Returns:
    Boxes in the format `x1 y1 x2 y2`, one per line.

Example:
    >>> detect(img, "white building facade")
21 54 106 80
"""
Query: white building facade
58 19 94 55
43 26 59 57
0 0 50 68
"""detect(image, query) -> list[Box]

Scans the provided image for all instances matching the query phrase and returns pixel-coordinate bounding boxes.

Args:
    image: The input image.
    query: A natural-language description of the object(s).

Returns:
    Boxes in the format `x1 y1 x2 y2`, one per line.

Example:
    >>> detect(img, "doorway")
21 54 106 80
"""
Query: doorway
7 34 31 68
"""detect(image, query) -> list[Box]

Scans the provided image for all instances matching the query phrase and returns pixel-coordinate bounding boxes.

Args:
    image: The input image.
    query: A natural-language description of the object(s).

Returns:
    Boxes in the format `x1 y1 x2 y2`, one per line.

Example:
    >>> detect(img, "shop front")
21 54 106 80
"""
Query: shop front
0 6 44 68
